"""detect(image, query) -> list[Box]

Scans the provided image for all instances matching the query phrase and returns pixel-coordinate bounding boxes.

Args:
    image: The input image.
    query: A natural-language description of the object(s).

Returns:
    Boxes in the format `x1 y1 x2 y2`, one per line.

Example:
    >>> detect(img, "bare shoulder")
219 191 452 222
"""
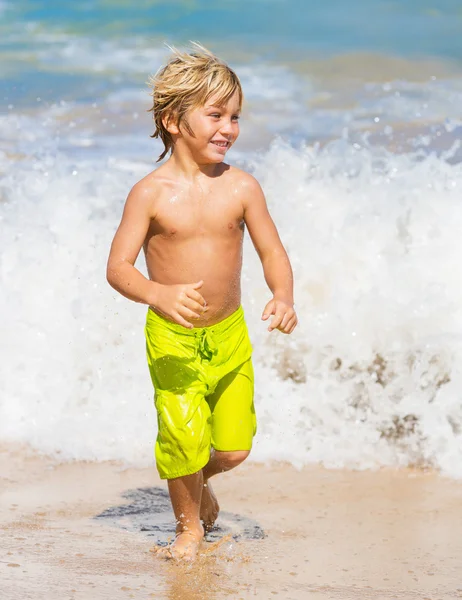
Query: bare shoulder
224 164 261 188
224 165 264 203
125 166 175 216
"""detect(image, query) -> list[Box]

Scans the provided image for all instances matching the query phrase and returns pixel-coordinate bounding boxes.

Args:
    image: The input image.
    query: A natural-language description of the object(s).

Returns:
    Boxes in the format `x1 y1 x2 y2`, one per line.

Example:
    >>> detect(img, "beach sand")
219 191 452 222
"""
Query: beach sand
1 444 461 600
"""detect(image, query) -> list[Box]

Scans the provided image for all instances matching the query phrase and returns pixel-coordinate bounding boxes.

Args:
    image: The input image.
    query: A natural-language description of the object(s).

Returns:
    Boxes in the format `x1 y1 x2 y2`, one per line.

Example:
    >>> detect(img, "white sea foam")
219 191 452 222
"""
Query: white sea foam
1 135 462 477
246 139 462 477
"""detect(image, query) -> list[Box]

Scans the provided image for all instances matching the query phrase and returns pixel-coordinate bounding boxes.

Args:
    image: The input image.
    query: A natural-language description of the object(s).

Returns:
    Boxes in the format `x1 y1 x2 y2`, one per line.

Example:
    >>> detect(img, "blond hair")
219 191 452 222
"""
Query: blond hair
148 43 243 161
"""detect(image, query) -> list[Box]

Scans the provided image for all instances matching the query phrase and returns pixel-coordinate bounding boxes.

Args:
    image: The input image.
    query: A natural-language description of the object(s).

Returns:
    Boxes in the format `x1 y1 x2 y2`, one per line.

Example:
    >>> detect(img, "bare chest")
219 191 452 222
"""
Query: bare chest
151 194 244 241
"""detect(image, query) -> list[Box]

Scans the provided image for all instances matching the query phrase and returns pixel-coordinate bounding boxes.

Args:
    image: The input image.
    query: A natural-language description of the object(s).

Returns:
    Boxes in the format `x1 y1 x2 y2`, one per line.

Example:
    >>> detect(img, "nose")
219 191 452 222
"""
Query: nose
220 118 237 137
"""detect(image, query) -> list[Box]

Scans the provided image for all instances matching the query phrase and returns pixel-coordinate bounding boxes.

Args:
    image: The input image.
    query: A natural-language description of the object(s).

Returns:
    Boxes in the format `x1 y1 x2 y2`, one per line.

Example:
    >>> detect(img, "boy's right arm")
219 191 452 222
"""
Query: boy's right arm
106 182 206 329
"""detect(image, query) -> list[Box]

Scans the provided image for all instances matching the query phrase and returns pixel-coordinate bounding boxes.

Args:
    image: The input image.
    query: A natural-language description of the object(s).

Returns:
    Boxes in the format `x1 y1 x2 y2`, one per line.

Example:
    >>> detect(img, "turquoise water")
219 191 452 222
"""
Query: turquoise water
2 0 462 108
3 1 462 58
2 0 462 150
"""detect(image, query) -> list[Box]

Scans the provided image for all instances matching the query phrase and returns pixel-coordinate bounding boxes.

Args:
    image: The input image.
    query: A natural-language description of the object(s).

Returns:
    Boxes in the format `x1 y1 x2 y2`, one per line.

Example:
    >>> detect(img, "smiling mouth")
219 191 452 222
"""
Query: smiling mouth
211 141 230 148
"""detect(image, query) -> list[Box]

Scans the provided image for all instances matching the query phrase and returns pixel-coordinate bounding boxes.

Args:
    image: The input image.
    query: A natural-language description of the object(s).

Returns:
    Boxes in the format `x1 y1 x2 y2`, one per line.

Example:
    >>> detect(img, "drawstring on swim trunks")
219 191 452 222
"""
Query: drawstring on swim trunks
196 328 217 361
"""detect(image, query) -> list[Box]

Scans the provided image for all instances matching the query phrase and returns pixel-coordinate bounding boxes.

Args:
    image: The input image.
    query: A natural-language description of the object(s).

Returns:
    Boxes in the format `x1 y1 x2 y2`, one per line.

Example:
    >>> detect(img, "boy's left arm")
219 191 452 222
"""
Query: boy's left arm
242 175 298 334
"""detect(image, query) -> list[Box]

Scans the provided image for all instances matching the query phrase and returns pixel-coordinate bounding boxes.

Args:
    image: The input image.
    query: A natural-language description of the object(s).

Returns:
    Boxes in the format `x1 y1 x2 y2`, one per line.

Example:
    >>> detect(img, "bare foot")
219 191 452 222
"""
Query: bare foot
151 529 204 562
200 481 220 533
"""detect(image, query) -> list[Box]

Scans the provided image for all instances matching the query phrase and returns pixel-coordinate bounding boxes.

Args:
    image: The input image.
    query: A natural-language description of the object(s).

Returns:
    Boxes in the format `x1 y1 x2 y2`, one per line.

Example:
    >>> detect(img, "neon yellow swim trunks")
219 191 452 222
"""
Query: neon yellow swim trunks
145 306 256 480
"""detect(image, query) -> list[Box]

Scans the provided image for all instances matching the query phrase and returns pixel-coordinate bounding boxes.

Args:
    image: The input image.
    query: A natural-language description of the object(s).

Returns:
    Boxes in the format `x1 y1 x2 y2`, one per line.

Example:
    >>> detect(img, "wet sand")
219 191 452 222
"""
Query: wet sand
1 444 461 600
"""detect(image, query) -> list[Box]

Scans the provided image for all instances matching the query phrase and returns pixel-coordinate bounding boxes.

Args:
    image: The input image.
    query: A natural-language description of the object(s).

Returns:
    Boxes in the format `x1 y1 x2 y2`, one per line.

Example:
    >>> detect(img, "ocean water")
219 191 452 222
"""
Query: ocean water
1 1 462 477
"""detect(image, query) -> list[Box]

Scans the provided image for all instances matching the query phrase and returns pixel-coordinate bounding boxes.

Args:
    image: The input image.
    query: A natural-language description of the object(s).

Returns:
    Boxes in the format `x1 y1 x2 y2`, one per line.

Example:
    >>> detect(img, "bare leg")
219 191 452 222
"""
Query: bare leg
203 449 250 480
154 471 204 561
200 449 250 531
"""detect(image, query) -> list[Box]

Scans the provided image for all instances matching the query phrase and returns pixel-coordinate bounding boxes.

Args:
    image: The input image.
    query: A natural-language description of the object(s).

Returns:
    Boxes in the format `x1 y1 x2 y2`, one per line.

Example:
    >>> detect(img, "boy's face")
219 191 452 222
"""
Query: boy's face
178 90 241 164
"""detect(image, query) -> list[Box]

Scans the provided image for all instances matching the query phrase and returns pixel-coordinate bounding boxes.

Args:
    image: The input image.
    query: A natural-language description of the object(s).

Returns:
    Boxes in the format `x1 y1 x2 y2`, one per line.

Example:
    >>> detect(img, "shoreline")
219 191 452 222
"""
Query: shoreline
1 444 461 599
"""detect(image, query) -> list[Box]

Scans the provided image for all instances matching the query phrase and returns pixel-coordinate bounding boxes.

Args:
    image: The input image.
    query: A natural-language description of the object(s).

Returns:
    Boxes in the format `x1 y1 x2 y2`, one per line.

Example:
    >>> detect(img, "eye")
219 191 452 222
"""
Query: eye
210 113 221 118
232 115 240 122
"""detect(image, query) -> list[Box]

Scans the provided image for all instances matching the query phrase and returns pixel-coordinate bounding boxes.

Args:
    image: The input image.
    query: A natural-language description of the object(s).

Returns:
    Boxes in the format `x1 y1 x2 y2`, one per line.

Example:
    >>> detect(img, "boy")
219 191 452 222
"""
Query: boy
107 44 297 561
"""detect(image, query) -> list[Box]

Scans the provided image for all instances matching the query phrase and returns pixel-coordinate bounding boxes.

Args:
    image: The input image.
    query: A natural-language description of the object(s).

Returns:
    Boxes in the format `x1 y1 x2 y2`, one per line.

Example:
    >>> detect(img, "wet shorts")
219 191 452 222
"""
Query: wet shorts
145 306 256 480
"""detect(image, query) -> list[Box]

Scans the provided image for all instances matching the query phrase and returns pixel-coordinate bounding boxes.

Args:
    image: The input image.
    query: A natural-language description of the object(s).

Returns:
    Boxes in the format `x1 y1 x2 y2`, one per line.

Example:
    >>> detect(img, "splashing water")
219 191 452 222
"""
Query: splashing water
1 134 462 477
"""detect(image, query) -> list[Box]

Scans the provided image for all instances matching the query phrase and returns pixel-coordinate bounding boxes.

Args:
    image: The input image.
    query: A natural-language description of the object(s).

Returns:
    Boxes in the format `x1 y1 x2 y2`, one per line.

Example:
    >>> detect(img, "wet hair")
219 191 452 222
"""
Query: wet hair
148 42 243 162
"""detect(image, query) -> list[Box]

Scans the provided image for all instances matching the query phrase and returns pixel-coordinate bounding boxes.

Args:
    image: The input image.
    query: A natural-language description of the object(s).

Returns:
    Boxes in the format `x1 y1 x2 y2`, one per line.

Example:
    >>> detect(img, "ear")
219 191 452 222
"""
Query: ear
162 113 180 135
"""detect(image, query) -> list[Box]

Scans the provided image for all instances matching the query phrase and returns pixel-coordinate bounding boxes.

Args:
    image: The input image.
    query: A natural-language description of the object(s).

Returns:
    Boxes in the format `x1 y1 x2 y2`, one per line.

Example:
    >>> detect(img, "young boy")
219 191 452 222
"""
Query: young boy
107 44 297 561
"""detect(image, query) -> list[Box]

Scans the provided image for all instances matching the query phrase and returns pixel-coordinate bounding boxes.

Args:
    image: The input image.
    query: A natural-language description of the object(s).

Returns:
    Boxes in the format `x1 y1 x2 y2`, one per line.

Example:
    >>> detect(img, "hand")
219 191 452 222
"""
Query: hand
151 281 207 329
262 297 297 334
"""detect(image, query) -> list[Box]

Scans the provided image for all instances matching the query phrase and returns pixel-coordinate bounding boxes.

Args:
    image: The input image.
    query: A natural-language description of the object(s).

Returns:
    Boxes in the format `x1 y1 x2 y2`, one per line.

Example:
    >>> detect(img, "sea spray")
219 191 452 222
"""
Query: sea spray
246 139 462 476
1 138 462 476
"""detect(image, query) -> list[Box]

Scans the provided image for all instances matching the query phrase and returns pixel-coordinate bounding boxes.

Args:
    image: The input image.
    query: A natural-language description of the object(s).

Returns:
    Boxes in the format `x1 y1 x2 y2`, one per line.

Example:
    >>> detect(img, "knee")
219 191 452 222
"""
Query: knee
216 449 250 471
